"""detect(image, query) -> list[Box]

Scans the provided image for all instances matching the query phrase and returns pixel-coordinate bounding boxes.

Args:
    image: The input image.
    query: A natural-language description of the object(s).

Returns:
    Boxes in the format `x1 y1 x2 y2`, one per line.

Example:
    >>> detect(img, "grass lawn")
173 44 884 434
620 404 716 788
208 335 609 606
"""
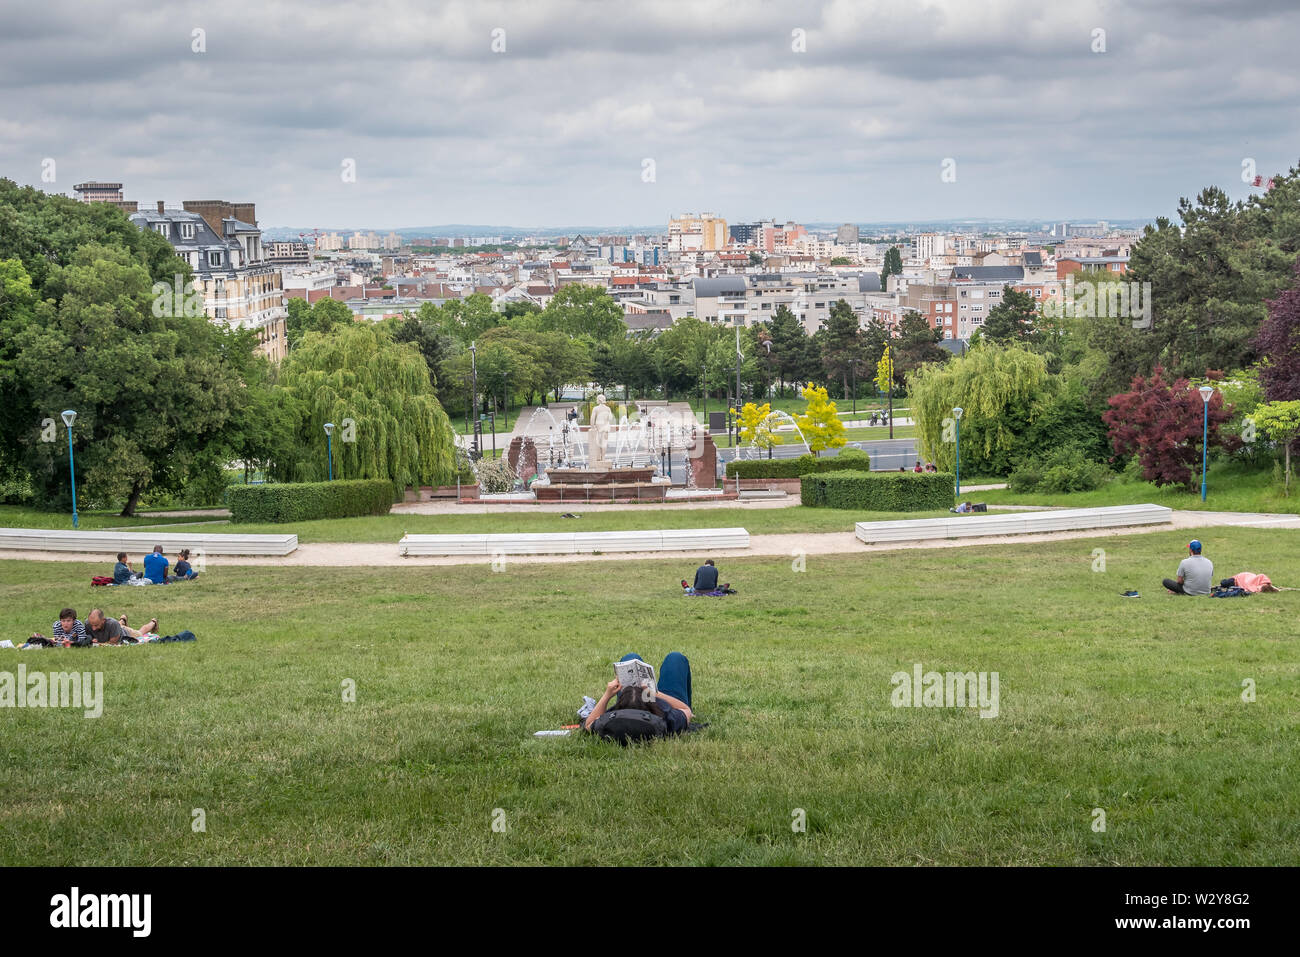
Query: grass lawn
0 506 214 531
203 506 951 541
1 524 1296 865
979 460 1300 515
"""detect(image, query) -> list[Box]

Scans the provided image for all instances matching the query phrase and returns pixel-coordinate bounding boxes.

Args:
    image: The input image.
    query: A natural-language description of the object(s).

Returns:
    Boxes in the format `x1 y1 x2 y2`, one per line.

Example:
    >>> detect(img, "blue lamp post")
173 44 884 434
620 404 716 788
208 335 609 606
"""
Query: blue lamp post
952 406 964 503
324 422 335 481
61 409 78 528
1198 386 1214 501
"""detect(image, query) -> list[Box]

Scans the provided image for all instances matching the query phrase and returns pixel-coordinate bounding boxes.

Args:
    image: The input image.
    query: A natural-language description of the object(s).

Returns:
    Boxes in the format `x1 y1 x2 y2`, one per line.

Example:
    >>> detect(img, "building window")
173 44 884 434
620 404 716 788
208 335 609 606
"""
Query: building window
208 251 223 267
180 223 195 240
154 223 169 237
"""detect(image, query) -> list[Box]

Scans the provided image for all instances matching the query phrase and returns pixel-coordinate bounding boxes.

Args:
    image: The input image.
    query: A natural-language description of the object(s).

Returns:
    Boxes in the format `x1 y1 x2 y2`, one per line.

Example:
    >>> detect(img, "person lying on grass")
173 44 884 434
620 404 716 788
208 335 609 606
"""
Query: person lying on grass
583 652 694 734
49 608 86 647
85 609 159 645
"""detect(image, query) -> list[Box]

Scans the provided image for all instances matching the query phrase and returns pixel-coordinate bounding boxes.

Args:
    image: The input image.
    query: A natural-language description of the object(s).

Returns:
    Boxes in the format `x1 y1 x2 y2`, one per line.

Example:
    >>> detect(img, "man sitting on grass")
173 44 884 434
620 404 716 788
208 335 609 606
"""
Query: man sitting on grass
143 545 170 584
1163 540 1213 596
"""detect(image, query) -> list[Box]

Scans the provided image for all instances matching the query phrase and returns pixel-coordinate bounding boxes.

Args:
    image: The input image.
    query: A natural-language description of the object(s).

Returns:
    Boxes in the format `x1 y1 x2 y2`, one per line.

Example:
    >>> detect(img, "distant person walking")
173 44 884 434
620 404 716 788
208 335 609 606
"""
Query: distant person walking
1163 540 1213 596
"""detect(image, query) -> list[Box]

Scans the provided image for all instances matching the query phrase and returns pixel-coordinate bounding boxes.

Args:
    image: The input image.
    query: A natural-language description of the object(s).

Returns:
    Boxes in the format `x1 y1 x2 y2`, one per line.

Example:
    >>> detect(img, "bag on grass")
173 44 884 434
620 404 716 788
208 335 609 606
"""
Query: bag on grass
91 576 115 586
589 708 668 744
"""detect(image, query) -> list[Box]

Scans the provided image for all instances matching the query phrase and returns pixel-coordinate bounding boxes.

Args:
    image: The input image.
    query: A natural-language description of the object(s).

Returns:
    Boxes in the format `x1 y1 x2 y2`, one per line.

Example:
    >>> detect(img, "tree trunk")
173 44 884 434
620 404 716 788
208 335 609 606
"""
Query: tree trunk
120 481 143 518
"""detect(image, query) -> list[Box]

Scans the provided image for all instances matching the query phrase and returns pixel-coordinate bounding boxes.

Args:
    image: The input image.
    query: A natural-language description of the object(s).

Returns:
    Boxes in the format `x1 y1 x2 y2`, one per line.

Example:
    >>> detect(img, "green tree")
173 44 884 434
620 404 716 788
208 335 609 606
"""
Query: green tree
892 310 949 386
819 299 865 398
981 285 1038 344
2 246 252 515
910 344 1050 474
539 284 625 341
274 323 457 488
1251 399 1300 492
879 246 903 288
796 383 846 456
287 297 352 349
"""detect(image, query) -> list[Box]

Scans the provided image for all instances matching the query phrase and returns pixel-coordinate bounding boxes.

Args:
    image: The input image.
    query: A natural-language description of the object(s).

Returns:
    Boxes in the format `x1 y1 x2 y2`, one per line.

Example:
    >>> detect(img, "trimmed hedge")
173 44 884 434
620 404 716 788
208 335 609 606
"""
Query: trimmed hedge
725 448 870 479
227 479 396 523
800 470 954 511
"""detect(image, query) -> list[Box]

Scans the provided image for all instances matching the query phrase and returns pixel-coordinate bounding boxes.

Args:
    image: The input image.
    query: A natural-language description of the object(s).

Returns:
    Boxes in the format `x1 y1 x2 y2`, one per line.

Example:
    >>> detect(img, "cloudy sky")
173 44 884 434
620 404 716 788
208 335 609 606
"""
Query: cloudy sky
2 0 1298 229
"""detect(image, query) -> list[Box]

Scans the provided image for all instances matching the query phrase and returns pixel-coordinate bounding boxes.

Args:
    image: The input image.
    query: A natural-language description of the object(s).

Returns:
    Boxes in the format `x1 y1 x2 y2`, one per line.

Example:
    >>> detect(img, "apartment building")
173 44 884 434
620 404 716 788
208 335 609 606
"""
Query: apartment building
668 213 728 252
691 272 880 332
130 200 288 361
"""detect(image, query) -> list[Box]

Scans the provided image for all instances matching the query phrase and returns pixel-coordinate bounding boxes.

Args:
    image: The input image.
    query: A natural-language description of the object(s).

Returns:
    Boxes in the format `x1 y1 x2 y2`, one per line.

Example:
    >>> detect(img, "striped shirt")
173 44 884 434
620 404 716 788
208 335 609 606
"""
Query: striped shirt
51 619 87 644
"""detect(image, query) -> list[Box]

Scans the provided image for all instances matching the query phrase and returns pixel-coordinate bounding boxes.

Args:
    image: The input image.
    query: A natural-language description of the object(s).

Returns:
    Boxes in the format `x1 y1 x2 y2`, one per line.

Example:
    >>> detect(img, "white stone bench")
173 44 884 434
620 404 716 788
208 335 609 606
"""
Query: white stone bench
0 528 299 556
400 527 750 556
854 505 1172 544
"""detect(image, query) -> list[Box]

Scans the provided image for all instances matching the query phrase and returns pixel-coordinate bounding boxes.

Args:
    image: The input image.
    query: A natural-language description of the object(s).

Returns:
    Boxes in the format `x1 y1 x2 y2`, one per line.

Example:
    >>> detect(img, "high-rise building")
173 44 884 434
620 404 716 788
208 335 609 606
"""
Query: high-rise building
668 213 728 251
836 223 860 245
72 181 138 213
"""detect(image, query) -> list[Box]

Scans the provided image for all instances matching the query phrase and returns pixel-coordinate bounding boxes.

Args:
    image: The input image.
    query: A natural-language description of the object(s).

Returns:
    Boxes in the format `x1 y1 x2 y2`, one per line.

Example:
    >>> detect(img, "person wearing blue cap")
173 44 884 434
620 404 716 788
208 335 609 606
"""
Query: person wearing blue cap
1163 540 1213 595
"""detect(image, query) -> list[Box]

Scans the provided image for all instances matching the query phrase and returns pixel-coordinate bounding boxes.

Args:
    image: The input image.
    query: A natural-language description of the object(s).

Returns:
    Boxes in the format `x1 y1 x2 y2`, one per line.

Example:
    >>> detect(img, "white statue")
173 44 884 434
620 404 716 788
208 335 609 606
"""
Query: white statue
588 394 614 469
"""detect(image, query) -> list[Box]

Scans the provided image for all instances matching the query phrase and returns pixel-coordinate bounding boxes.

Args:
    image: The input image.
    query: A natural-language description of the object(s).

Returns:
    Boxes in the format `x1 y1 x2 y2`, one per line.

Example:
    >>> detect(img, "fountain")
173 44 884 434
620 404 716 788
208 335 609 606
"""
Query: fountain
738 409 812 460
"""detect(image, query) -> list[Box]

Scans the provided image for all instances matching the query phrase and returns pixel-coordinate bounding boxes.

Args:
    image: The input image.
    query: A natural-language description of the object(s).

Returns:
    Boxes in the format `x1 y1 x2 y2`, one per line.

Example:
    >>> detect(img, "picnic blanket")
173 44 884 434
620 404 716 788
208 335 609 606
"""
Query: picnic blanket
683 587 737 597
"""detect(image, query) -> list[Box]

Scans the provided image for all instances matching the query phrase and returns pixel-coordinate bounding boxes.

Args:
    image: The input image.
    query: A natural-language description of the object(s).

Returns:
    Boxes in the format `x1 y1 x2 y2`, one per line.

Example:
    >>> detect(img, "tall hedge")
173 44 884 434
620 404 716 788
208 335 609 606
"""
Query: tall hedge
725 449 870 479
227 479 395 523
800 471 954 510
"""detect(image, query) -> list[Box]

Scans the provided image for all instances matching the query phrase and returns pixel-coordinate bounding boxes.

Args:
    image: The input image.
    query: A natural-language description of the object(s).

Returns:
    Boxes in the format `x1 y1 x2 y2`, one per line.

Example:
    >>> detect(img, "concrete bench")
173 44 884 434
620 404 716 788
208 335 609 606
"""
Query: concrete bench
854 504 1172 544
399 527 750 556
0 528 299 556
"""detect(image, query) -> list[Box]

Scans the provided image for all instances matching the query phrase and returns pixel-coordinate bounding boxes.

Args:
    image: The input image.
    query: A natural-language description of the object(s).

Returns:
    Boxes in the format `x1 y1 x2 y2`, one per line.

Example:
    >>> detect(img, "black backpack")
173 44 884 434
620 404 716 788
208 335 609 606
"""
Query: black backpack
589 708 668 744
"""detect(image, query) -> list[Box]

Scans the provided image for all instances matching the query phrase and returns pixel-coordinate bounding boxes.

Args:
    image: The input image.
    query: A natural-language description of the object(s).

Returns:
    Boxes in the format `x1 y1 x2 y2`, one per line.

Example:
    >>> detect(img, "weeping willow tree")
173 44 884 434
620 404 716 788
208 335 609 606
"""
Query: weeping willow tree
910 344 1050 475
273 323 457 488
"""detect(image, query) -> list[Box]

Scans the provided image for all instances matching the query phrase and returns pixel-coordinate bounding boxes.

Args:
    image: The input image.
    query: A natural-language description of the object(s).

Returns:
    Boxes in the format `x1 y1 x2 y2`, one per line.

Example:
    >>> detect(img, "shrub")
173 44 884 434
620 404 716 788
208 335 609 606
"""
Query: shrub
227 479 395 523
474 458 517 494
1007 443 1113 494
800 471 953 510
725 450 870 479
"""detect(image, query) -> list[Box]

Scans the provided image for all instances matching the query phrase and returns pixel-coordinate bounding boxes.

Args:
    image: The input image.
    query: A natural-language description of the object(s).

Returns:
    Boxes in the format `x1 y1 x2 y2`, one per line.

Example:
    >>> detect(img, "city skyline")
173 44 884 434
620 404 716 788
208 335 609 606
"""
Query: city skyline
3 0 1298 228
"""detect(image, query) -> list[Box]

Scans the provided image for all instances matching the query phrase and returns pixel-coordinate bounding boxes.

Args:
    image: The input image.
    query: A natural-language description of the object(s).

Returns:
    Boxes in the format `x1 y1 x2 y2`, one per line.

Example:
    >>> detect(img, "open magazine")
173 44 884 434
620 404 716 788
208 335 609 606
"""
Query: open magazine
614 658 656 693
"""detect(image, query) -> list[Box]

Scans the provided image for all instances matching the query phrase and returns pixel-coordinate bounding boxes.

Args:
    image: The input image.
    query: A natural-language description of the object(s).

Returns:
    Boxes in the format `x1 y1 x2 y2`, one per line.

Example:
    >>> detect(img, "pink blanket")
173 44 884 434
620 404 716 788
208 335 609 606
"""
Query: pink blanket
1233 572 1273 593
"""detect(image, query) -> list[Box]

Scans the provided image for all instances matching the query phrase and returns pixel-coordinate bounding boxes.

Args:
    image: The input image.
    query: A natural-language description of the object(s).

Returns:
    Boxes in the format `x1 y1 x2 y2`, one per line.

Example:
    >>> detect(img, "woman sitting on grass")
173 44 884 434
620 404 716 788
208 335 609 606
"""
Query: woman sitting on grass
583 652 694 734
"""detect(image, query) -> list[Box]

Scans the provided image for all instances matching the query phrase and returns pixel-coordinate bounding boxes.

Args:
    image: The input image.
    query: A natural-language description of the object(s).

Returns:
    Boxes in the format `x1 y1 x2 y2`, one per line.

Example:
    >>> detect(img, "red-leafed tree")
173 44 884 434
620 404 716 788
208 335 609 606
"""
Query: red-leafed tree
1104 366 1239 488
1255 261 1300 402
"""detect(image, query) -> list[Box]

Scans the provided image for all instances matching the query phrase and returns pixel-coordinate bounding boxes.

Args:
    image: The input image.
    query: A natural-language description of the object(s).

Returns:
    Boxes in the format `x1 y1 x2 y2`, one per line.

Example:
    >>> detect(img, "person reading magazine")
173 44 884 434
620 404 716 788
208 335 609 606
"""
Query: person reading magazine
583 653 694 733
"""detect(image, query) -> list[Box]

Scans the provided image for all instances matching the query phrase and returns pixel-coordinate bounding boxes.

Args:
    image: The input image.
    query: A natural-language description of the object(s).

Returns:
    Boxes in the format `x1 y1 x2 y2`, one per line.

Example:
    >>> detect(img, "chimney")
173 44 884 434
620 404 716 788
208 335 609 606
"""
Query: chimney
157 200 165 214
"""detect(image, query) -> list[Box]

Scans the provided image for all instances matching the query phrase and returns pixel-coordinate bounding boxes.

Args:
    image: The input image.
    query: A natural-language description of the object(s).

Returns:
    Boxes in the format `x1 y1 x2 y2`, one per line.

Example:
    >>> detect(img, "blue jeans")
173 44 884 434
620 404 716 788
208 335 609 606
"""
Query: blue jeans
619 652 692 707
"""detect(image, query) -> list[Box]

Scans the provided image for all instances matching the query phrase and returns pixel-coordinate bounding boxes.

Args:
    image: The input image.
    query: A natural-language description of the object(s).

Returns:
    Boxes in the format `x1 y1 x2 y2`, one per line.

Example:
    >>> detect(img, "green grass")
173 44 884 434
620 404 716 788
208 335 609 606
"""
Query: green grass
980 460 1300 515
2 524 1296 865
842 425 918 442
218 506 950 541
0 506 213 531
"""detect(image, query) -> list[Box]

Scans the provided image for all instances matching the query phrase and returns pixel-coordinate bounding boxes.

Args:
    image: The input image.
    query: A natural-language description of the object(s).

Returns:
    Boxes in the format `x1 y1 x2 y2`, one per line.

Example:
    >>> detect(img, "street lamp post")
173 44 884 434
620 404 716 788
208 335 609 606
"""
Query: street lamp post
952 406 964 503
1199 385 1214 502
324 422 335 481
61 410 78 528
848 359 861 415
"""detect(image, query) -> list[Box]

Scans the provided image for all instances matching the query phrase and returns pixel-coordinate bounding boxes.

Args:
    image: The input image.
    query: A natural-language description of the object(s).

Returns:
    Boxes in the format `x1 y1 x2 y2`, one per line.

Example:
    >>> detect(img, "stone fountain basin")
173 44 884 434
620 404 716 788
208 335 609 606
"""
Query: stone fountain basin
544 467 655 486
